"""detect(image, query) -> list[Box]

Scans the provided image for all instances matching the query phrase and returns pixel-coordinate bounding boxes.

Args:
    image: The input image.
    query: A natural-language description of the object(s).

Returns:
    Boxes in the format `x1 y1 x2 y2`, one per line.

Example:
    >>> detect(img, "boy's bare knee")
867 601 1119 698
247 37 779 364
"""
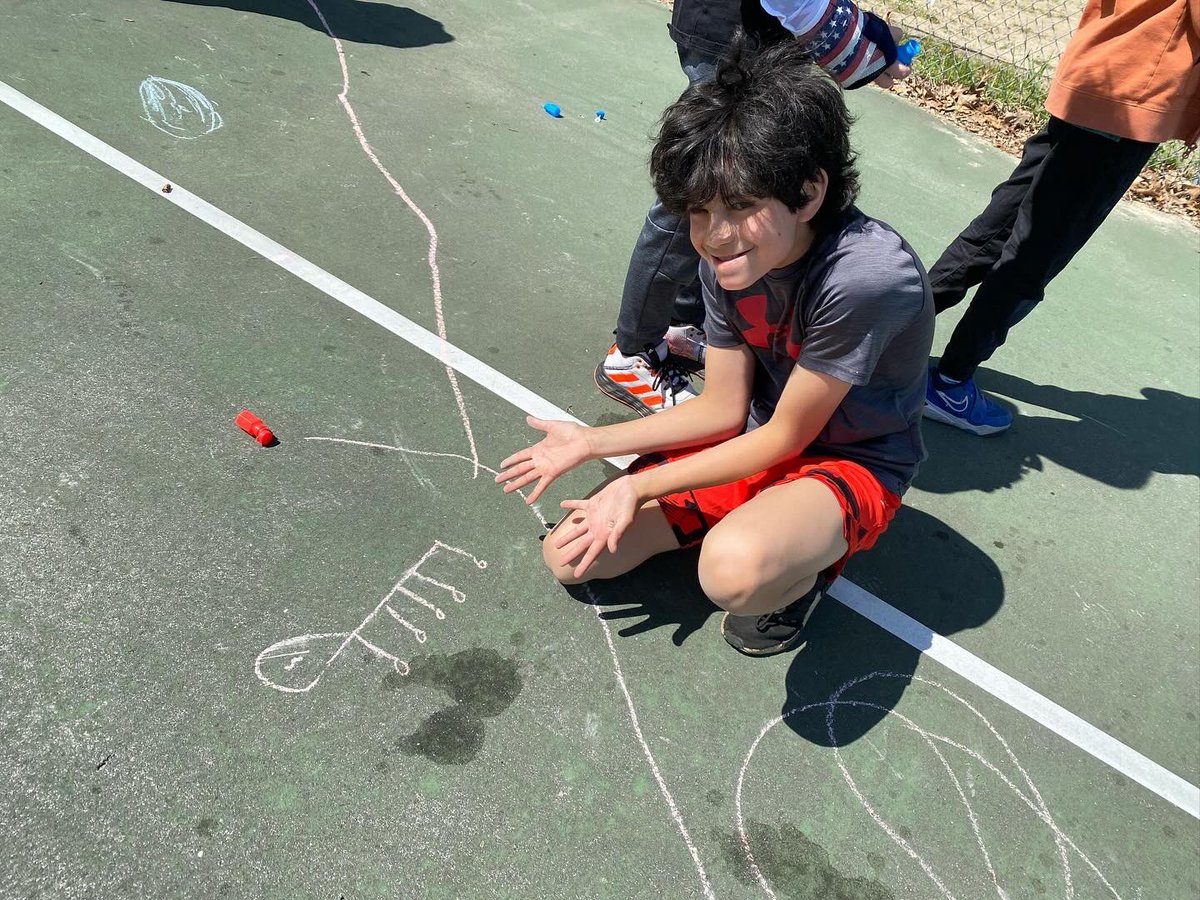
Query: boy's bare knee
548 563 587 586
697 530 768 612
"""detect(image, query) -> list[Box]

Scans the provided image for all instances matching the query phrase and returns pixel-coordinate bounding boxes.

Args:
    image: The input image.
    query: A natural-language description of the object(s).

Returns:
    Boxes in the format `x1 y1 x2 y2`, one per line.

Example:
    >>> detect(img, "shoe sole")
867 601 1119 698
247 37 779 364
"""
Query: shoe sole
720 594 822 657
922 401 1011 436
594 363 657 417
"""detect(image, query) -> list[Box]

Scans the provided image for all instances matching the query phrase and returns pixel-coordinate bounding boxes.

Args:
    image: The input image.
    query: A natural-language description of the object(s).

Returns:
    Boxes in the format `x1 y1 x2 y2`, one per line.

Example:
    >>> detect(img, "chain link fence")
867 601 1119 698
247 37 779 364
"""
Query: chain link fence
877 0 1076 87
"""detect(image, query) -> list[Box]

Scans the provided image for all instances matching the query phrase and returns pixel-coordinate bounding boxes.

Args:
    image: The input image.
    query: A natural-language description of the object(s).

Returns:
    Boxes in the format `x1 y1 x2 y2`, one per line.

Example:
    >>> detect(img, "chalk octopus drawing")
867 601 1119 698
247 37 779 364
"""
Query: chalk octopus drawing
737 672 1126 900
139 76 223 139
255 541 487 694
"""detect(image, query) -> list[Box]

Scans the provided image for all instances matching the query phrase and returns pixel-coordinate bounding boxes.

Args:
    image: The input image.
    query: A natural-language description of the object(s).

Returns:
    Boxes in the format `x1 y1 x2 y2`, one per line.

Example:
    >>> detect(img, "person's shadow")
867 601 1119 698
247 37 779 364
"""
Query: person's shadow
161 0 454 49
781 504 1003 746
565 545 716 646
565 505 1003 748
917 367 1200 494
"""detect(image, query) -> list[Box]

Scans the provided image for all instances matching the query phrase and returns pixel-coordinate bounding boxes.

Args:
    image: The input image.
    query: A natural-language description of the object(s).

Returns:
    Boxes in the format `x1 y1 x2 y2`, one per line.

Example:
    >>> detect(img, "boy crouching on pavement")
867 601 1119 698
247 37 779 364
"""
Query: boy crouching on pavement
498 35 934 656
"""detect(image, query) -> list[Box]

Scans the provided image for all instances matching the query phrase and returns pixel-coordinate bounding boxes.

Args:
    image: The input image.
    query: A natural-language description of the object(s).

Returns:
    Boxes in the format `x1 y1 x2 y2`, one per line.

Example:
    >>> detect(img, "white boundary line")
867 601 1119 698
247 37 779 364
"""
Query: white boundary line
0 80 634 470
3 78 1196 822
830 580 1198 819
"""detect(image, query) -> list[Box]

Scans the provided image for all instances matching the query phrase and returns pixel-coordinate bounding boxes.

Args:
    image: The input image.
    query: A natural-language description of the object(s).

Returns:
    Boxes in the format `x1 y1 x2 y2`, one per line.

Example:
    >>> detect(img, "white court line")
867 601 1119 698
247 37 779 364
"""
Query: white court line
3 78 1197 822
0 79 633 470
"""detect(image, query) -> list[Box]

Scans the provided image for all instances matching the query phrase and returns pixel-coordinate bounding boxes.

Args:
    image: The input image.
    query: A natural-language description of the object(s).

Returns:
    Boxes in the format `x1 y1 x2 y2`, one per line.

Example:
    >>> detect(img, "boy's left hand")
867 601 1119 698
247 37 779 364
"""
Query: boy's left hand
554 475 640 579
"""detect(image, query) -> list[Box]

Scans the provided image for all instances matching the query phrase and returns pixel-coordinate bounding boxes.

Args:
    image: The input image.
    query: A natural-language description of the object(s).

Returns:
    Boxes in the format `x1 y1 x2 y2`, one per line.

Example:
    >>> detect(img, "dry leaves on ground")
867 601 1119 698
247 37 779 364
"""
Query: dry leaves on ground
892 78 1199 226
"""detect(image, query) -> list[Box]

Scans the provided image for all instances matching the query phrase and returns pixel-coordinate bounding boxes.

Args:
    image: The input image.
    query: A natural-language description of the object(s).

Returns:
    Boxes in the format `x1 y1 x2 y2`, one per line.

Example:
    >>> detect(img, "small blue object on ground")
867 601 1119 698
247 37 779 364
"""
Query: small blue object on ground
594 109 606 121
923 365 1013 435
895 39 921 66
543 102 563 118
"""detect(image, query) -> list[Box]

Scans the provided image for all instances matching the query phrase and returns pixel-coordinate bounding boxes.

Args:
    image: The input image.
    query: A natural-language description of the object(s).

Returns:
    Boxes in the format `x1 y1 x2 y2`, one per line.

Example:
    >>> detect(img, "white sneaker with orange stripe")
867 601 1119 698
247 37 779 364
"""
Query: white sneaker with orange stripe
595 341 699 416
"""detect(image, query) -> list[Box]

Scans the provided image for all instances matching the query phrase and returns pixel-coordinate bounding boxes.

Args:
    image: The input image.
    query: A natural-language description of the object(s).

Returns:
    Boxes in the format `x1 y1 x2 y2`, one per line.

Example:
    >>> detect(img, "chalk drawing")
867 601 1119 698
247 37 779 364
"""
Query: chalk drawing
301 436 716 899
138 76 223 139
131 13 1136 895
255 541 486 694
302 0 480 477
2 36 1185 893
8 68 1192 818
736 672 1125 900
284 1 711 886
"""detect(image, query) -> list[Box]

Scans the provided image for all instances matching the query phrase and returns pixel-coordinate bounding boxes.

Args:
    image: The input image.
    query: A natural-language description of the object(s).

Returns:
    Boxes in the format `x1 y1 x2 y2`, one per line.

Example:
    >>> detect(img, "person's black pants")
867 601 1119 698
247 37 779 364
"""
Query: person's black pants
613 48 716 355
931 117 1158 381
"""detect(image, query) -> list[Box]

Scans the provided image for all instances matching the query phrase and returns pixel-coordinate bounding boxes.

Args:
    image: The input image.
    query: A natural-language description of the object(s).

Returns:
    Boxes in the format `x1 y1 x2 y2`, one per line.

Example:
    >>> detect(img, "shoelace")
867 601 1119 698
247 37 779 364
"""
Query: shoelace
755 608 800 632
755 585 825 631
651 364 691 400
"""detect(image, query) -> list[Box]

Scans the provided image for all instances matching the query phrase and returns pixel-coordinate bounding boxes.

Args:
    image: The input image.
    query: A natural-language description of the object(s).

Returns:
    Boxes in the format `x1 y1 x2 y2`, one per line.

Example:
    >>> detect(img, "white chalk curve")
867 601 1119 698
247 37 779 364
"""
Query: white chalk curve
736 672 1125 899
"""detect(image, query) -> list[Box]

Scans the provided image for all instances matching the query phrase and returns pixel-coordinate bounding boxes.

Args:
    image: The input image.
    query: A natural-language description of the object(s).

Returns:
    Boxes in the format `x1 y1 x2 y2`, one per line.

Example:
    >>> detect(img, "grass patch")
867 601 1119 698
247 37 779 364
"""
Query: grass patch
914 38 1050 112
1149 141 1199 180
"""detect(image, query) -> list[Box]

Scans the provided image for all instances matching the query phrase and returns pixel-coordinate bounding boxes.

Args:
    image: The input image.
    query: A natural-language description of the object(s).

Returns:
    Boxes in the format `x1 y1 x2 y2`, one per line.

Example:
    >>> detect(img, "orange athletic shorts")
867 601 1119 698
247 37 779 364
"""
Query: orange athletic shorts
628 447 902 578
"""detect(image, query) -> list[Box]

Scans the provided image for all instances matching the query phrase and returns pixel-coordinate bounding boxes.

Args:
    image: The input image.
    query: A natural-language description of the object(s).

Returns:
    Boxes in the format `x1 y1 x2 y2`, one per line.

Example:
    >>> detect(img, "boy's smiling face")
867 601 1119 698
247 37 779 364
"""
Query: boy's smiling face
688 175 828 291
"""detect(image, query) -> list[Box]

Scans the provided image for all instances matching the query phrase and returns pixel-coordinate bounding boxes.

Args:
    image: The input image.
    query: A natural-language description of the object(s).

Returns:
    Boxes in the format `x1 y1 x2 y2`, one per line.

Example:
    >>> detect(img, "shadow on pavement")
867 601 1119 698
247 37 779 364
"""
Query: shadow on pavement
563 503 1003 751
916 367 1200 494
162 0 454 48
565 546 717 647
782 504 1004 746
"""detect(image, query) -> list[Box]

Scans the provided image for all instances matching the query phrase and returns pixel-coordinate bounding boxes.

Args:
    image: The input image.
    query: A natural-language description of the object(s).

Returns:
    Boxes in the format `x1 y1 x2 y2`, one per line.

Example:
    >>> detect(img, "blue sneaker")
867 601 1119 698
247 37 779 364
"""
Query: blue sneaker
923 366 1013 435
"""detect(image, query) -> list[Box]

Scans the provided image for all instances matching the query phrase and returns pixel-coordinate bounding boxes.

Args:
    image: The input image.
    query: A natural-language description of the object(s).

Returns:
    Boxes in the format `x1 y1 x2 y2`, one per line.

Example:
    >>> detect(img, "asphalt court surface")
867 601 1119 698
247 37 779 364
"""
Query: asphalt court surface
1 1 1198 897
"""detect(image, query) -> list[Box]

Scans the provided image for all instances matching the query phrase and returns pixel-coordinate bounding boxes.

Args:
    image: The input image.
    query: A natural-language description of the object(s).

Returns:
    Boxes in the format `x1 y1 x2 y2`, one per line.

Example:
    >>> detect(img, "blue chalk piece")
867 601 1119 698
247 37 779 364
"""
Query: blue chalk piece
594 109 606 121
543 102 563 118
895 39 922 66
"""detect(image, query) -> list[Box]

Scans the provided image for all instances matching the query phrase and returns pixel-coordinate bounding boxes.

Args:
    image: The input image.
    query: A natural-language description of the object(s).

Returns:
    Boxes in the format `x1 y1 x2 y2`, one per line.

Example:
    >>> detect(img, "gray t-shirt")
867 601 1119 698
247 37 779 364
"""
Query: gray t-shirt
701 208 934 495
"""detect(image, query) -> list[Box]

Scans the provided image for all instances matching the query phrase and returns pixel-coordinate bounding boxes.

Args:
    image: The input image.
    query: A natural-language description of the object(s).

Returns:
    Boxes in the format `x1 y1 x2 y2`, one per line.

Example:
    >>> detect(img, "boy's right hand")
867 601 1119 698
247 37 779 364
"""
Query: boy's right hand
495 416 591 505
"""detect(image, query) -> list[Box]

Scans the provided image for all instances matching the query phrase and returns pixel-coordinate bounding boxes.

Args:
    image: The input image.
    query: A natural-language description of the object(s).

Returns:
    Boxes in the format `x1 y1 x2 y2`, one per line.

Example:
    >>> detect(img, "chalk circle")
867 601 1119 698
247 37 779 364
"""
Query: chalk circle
139 76 224 139
735 672 1124 900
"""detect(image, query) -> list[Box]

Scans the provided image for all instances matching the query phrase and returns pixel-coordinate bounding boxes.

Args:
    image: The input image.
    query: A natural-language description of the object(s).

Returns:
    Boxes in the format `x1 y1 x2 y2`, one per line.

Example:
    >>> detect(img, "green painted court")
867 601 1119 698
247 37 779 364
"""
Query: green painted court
1 1 1197 897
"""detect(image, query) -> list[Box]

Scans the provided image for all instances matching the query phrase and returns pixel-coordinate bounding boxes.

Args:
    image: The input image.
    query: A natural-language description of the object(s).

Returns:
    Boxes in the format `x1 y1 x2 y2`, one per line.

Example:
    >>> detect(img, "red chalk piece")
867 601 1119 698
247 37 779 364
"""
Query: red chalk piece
236 409 275 446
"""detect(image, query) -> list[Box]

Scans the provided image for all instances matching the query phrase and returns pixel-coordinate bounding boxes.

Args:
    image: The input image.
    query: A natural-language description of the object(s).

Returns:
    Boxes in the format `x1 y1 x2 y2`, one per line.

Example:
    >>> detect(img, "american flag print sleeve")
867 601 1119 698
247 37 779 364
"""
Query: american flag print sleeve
759 0 899 89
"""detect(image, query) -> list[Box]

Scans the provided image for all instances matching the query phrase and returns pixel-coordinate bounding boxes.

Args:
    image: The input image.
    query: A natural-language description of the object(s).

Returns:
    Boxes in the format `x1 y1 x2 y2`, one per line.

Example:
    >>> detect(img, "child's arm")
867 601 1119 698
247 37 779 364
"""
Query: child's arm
631 364 849 498
583 342 756 458
759 0 908 89
554 363 850 577
495 343 756 504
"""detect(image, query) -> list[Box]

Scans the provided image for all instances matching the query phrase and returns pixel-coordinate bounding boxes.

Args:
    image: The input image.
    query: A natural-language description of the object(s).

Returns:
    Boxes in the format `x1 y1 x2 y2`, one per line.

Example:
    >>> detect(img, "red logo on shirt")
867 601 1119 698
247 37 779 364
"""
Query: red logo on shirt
735 294 776 348
734 294 801 358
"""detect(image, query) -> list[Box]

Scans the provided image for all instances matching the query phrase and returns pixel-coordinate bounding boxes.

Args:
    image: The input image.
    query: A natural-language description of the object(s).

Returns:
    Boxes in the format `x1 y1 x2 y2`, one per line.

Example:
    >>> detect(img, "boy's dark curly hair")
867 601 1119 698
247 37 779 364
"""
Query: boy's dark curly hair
650 32 859 233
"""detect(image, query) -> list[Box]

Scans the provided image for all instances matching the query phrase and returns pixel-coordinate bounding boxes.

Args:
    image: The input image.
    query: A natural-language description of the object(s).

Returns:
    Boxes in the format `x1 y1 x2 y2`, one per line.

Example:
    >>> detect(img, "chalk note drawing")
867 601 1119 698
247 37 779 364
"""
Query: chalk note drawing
737 672 1126 900
288 0 712 888
139 76 223 139
255 541 487 694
